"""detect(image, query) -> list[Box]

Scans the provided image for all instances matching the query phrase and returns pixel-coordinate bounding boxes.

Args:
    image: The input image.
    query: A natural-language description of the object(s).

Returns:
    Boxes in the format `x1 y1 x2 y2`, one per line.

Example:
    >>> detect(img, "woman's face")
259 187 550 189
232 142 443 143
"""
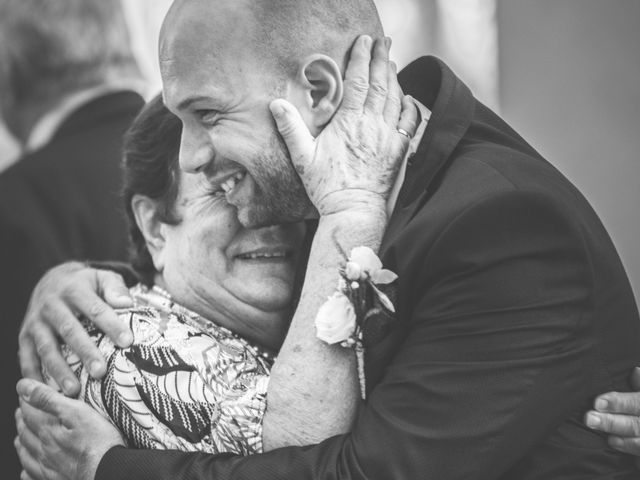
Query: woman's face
156 171 306 349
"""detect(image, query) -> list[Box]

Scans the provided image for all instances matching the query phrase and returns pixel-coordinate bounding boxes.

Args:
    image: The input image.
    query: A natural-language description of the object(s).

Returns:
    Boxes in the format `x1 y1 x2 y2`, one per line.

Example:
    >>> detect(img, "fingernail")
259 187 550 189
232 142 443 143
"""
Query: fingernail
362 35 372 48
118 330 133 346
385 36 392 48
609 437 624 448
586 412 601 428
118 295 133 305
63 378 76 394
269 101 286 118
89 360 104 377
595 398 609 411
19 381 34 401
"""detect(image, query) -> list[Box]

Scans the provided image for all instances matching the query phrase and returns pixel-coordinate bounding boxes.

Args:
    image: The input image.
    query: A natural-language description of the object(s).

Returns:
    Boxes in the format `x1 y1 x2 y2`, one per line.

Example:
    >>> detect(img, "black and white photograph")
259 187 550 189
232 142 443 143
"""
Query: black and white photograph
1 1 639 479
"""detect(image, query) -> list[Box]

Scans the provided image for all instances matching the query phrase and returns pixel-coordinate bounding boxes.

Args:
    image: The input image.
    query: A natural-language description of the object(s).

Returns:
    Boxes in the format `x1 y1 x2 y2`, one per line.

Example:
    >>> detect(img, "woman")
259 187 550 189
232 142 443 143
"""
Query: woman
56 95 307 454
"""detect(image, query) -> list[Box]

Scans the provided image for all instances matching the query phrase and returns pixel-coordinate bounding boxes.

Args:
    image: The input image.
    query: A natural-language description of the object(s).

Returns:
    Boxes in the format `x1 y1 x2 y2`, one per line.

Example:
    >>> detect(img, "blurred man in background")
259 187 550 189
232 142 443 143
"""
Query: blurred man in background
0 0 145 476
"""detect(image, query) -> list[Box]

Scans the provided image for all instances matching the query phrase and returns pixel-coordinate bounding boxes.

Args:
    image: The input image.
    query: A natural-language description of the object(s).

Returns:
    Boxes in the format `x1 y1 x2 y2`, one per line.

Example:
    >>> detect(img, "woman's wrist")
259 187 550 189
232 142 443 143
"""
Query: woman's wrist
320 196 387 224
314 190 389 219
319 208 387 233
316 207 388 257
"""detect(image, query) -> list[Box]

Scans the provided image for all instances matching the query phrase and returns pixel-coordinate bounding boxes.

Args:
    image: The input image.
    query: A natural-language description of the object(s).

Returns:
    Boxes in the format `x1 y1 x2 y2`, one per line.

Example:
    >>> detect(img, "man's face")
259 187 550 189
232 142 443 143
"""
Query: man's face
160 0 312 228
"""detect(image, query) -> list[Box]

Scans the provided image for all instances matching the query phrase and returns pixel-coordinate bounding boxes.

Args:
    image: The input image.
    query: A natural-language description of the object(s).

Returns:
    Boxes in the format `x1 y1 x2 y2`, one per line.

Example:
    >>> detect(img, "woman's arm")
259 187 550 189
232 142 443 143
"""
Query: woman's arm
262 35 418 449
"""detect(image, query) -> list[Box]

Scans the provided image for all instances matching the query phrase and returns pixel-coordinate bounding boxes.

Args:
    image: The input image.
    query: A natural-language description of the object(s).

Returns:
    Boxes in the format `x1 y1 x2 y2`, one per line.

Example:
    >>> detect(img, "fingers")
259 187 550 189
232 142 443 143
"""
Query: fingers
607 436 640 456
395 95 419 147
49 307 104 382
23 317 80 396
585 403 640 457
19 265 131 393
18 333 43 383
15 434 44 480
99 270 134 309
15 409 42 462
383 61 403 126
20 471 36 480
341 35 373 113
270 99 315 171
18 379 69 419
64 270 133 352
364 37 390 115
82 270 133 348
594 391 640 416
585 410 640 437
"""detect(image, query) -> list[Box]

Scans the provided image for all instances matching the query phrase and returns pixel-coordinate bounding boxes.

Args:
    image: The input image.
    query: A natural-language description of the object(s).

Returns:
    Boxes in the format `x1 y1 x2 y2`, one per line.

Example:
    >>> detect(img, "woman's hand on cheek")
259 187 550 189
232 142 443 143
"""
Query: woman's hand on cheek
16 379 125 480
270 35 419 219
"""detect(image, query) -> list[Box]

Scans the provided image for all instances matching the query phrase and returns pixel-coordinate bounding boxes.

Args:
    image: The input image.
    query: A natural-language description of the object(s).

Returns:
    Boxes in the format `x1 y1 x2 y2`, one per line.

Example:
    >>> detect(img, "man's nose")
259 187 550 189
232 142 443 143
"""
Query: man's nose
179 129 214 173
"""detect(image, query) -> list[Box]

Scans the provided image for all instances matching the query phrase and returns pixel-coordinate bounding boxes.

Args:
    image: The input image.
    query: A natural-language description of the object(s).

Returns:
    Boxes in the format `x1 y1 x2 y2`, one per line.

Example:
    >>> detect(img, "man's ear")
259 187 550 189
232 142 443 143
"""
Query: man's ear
131 194 167 272
289 54 344 136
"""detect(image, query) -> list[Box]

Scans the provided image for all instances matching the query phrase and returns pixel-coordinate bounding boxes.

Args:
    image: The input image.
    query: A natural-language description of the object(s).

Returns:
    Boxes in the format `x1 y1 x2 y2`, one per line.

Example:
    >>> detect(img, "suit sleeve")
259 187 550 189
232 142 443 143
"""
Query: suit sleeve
96 190 596 480
0 217 49 329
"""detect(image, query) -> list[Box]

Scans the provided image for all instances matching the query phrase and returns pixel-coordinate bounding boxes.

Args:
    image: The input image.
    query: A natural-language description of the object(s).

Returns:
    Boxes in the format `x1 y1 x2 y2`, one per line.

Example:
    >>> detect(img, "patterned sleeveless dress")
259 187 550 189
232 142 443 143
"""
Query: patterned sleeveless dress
61 284 274 455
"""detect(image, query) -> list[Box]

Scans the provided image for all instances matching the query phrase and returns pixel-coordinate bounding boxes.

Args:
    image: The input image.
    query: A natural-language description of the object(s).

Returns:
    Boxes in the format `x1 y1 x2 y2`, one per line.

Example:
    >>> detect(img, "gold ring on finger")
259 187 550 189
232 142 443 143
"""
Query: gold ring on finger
397 128 412 140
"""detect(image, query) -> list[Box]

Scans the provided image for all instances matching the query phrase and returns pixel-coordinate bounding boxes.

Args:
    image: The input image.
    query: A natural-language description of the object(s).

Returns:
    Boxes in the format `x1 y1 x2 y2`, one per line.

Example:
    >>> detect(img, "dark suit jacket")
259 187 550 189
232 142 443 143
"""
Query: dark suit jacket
0 90 144 480
96 58 640 479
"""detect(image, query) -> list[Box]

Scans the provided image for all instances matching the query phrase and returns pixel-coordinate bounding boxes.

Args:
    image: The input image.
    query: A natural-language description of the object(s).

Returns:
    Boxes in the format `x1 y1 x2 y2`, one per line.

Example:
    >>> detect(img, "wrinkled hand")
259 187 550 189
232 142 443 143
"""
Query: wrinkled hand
270 35 419 217
585 367 640 466
15 379 125 480
18 262 133 396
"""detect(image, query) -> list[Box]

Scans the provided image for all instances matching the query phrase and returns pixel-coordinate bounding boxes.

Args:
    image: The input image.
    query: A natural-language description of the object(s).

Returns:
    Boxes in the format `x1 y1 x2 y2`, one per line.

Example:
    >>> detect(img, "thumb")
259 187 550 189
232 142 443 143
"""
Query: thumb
17 379 68 416
270 99 315 172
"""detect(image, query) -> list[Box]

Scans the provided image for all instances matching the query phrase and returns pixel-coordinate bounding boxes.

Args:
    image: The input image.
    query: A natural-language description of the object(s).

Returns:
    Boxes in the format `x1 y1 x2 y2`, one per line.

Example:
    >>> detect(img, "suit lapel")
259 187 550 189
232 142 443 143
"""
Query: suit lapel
364 58 477 394
380 57 476 258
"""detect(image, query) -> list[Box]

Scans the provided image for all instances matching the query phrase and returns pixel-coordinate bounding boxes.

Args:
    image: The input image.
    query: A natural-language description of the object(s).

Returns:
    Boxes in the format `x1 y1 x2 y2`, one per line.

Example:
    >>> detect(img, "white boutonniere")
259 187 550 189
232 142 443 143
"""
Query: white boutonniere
315 246 398 399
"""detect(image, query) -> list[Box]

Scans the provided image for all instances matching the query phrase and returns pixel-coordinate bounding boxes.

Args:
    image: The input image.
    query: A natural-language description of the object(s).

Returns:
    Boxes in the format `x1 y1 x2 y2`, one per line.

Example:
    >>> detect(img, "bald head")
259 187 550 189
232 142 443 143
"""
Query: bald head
161 0 384 79
251 0 384 74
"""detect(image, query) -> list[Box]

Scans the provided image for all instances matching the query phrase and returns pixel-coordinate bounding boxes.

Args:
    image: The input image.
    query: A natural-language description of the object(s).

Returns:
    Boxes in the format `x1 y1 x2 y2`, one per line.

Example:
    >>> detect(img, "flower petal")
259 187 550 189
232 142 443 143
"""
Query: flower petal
315 293 357 344
344 262 363 281
370 283 396 313
349 246 382 274
371 269 398 285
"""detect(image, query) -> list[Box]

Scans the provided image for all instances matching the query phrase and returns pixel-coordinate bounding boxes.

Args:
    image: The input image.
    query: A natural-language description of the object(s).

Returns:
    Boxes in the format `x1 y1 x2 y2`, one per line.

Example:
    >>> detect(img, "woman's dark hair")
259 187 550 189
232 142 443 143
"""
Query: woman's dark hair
122 93 183 285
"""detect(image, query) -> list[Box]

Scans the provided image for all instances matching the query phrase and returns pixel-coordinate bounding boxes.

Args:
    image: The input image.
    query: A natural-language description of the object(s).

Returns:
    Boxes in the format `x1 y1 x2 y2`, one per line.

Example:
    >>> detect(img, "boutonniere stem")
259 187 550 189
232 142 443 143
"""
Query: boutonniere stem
314 246 397 400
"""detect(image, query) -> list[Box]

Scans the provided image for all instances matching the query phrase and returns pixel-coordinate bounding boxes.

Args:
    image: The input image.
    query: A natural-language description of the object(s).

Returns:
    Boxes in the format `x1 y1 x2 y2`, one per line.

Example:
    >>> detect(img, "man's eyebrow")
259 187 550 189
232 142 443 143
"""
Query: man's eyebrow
175 96 212 111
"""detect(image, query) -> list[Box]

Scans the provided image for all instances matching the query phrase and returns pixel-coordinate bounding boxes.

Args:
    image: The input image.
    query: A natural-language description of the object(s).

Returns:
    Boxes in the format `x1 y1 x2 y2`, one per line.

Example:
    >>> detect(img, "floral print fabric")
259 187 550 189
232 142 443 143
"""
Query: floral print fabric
62 284 273 455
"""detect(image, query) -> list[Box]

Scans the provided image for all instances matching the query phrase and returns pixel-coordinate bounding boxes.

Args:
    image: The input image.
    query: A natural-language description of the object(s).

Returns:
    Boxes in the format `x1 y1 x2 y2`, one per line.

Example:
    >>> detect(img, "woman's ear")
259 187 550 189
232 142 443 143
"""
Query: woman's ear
289 54 344 136
131 194 167 272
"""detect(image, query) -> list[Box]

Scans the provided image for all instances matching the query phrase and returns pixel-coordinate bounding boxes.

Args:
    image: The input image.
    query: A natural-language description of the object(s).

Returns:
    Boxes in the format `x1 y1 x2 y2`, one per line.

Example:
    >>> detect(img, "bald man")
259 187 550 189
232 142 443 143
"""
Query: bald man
16 0 640 479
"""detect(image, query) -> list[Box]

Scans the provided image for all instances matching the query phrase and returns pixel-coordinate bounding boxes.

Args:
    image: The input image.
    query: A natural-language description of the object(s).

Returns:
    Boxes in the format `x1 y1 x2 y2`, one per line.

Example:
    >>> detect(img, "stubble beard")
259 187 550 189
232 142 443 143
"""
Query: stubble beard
237 134 313 228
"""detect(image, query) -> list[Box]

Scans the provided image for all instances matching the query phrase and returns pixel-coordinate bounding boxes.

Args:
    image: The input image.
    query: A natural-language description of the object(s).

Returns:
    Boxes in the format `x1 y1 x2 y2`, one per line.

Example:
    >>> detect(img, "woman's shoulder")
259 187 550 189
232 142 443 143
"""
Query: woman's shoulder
78 283 273 453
